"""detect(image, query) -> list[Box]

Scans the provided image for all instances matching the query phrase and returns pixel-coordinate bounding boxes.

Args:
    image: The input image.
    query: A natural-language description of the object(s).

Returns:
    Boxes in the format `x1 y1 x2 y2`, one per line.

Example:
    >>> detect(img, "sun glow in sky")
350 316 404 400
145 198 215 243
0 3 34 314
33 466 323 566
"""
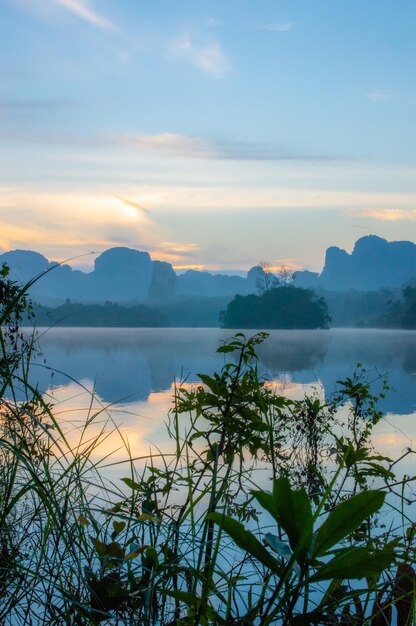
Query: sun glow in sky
1 0 416 271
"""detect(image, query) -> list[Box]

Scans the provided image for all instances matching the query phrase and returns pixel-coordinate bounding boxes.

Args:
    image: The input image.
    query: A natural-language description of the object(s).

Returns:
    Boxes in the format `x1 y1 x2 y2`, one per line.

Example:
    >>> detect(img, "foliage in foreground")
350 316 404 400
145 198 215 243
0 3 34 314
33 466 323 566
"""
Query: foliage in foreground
0 271 414 624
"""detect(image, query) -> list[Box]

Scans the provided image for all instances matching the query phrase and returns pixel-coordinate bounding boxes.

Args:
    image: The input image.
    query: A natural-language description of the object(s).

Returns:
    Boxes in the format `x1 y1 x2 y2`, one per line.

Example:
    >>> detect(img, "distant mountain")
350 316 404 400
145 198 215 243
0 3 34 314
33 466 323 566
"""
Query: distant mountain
176 269 254 297
2 235 416 305
294 235 416 291
0 246 258 304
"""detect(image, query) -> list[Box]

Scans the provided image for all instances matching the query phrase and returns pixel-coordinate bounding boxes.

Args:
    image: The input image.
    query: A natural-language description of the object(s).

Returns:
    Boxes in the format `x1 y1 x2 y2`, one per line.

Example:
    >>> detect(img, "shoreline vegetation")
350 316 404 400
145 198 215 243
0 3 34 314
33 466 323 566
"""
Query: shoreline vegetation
25 283 416 330
0 265 415 624
4 236 416 329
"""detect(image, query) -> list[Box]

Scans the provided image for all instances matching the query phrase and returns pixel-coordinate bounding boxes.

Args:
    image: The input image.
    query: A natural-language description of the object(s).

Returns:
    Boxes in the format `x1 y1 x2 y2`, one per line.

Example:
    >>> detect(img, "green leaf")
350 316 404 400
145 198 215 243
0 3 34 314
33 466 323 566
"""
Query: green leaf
137 513 157 522
121 477 142 491
207 513 283 575
198 373 222 394
309 546 395 582
314 490 386 557
160 589 199 608
112 521 126 536
92 538 107 557
107 542 125 559
217 345 237 354
273 478 313 563
252 490 278 522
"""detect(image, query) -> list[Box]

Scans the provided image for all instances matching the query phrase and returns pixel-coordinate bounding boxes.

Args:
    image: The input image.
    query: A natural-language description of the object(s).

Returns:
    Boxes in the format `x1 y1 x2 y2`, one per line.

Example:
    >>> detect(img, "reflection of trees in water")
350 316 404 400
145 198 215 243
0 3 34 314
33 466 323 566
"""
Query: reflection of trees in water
21 328 416 416
402 345 416 375
311 330 416 416
256 330 329 377
31 329 226 404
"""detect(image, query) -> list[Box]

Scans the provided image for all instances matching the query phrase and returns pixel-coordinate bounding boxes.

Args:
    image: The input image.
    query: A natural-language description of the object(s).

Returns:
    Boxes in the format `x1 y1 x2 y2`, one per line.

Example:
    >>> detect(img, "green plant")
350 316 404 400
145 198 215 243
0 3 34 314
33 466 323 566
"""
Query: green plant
0 272 414 625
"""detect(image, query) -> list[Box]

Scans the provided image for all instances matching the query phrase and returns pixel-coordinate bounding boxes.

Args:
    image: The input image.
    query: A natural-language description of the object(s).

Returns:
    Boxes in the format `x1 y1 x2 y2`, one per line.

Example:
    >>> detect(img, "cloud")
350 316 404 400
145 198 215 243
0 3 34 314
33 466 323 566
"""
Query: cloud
2 128 336 161
117 132 335 161
269 259 302 272
119 132 214 158
366 90 393 102
261 22 292 32
50 0 118 32
148 241 200 264
104 185 416 212
0 188 202 268
171 34 230 78
358 209 416 221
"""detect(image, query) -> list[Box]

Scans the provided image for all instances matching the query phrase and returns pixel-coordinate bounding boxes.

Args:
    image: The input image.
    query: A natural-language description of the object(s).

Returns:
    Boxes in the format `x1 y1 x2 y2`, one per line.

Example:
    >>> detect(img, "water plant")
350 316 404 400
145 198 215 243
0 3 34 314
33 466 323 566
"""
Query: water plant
0 271 414 624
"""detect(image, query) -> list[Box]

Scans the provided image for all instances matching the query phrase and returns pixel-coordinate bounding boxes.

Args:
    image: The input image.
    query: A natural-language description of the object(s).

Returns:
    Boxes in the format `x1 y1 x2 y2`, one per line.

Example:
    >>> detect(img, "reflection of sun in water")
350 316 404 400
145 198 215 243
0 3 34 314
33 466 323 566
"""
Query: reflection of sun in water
42 375 416 485
46 383 175 470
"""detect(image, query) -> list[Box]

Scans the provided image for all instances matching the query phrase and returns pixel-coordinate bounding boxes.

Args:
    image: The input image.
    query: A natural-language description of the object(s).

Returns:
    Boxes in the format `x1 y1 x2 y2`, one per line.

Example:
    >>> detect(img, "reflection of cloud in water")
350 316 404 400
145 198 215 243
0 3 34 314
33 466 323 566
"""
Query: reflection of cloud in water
45 379 415 484
46 382 175 466
27 328 416 419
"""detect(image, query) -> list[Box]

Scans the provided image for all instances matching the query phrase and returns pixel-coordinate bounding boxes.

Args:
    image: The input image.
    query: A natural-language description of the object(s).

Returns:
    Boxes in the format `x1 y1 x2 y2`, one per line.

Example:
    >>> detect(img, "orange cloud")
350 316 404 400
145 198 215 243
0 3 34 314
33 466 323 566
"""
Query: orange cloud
356 209 416 221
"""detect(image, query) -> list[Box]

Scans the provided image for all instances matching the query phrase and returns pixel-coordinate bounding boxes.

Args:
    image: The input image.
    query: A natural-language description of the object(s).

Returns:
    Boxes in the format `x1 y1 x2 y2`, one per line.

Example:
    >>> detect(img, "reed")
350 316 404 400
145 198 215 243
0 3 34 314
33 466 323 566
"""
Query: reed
0 267 414 625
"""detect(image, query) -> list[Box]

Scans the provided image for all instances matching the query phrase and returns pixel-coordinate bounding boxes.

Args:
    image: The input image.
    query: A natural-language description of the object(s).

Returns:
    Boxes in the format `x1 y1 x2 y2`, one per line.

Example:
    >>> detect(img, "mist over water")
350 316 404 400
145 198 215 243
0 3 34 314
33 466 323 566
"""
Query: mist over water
22 328 415 477
32 328 416 414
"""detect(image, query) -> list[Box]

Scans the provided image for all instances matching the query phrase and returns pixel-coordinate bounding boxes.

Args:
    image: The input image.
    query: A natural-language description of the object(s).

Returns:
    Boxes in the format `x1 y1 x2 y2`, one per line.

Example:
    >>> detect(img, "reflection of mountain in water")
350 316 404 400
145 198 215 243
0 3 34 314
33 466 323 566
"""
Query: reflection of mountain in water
31 329 227 404
27 328 416 416
309 330 416 416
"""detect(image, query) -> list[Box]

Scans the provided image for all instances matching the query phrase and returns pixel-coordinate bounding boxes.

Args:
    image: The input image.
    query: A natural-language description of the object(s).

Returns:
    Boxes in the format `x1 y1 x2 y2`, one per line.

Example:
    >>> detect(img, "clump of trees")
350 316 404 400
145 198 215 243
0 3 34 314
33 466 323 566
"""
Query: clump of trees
400 286 416 328
30 300 170 327
255 261 294 295
221 285 330 329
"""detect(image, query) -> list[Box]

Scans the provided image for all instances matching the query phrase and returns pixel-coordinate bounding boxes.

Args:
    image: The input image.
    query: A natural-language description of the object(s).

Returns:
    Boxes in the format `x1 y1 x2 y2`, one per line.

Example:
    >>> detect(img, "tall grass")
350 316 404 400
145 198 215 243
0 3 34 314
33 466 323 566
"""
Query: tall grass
0 269 414 624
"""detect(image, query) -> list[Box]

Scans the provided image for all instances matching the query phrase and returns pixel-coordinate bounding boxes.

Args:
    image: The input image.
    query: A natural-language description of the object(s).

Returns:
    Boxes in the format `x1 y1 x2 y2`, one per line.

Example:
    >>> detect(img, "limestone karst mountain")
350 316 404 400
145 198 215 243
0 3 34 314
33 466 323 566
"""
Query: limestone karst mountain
294 235 416 291
2 236 416 305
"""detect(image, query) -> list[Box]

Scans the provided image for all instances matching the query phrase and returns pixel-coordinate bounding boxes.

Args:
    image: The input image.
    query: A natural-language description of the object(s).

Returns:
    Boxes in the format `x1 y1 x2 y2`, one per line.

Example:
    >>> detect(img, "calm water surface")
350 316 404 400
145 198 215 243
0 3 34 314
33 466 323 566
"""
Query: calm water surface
28 328 416 478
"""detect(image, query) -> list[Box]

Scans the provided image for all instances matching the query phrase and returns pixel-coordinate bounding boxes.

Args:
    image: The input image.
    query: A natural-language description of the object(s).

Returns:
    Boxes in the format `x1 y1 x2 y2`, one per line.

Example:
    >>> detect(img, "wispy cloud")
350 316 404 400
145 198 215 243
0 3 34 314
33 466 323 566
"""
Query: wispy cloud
119 132 213 157
118 132 336 162
0 188 157 258
358 208 416 221
171 33 230 78
50 0 118 32
0 187 203 268
261 22 292 32
0 127 340 161
149 241 200 264
366 90 393 102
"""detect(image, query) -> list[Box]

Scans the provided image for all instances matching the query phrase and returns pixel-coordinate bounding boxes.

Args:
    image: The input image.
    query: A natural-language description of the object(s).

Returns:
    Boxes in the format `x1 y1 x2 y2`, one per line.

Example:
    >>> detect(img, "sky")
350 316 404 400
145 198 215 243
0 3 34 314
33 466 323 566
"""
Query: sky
1 0 416 273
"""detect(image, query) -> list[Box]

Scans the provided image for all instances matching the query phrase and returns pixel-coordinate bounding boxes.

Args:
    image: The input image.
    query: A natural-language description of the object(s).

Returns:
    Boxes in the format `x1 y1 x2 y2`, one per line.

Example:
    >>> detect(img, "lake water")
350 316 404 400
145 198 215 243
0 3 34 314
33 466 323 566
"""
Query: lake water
27 328 416 479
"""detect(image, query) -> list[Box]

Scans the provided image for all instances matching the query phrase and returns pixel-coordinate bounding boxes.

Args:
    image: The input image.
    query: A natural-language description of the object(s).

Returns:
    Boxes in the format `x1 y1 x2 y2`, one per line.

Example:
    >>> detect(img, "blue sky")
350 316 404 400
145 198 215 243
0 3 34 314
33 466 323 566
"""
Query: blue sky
1 0 416 272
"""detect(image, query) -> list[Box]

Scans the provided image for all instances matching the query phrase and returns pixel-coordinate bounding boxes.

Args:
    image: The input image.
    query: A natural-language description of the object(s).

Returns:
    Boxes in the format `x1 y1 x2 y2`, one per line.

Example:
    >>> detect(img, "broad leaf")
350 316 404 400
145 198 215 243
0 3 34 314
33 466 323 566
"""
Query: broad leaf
314 490 385 557
309 546 395 582
252 490 278 522
207 513 283 575
273 478 313 563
